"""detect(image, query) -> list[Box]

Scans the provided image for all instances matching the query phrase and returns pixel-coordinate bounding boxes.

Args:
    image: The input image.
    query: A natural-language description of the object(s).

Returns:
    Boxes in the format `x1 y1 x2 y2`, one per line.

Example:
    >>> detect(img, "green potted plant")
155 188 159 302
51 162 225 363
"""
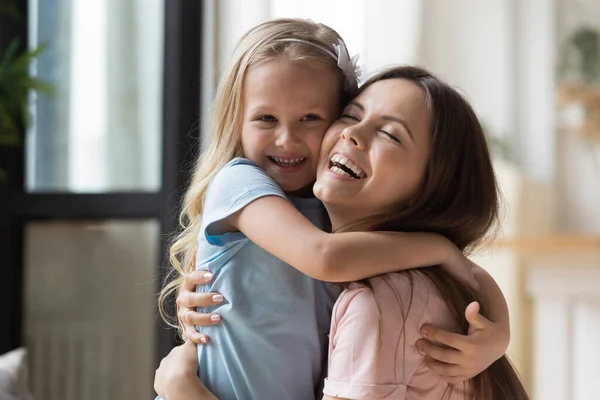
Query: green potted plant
0 2 52 180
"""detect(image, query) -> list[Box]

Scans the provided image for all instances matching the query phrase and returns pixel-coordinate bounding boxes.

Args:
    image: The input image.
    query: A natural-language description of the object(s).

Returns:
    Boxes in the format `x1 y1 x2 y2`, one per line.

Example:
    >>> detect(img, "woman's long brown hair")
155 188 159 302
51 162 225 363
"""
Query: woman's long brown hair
349 66 529 400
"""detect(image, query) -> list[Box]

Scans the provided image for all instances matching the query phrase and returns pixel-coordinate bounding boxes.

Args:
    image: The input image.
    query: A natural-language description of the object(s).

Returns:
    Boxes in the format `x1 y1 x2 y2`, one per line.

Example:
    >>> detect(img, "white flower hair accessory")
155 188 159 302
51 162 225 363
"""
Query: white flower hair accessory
332 39 360 92
275 38 361 93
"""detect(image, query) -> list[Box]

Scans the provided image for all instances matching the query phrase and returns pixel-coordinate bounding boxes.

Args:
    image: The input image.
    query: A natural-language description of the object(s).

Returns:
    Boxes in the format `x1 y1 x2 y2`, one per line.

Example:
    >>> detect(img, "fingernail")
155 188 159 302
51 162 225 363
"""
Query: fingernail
210 314 221 322
203 272 214 280
200 336 208 344
417 343 425 354
212 294 224 303
421 327 430 337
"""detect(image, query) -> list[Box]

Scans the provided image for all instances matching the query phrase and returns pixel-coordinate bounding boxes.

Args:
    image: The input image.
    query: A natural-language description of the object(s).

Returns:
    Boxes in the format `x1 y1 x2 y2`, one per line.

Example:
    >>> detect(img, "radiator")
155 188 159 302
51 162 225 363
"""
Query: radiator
25 320 149 400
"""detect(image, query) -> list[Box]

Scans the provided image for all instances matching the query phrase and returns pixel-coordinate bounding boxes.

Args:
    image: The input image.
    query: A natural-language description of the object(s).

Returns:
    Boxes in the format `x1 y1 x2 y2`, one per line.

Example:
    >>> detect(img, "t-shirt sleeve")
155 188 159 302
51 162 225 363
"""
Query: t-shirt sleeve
201 158 286 246
323 287 409 400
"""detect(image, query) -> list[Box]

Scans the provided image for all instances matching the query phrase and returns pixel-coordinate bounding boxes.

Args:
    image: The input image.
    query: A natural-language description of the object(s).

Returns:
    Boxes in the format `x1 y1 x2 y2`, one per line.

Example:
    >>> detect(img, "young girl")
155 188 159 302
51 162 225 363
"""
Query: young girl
155 66 527 400
158 19 510 400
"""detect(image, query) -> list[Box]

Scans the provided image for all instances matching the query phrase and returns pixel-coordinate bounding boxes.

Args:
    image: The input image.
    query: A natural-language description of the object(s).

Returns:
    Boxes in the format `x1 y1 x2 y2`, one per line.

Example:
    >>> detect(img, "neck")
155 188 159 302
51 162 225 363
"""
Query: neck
286 183 316 198
324 204 371 232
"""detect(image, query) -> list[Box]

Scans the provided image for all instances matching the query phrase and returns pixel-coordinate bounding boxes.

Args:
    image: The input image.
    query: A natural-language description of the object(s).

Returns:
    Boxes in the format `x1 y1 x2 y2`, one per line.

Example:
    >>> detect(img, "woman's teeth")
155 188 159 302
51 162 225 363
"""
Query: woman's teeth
329 154 365 179
330 165 354 178
269 157 305 166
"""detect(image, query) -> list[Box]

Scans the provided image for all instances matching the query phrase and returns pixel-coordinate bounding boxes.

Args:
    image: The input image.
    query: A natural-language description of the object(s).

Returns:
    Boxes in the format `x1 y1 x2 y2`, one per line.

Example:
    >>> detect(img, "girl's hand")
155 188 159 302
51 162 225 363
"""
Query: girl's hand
415 302 510 384
154 341 206 399
177 251 224 344
439 248 479 290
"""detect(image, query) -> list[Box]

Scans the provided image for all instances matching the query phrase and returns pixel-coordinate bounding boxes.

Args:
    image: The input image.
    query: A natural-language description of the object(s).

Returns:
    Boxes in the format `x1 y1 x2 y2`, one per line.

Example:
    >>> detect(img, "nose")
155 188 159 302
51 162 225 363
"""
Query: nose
340 125 366 149
275 125 300 149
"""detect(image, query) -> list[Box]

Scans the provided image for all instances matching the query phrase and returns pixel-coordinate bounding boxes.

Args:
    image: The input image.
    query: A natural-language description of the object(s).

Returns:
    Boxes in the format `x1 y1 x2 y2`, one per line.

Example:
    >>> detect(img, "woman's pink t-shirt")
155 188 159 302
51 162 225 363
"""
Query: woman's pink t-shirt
323 272 469 400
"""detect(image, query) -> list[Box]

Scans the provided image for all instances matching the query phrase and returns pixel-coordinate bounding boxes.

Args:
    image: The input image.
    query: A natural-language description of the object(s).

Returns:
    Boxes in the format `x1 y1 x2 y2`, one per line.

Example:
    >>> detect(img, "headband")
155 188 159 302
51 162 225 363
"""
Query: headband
275 38 360 92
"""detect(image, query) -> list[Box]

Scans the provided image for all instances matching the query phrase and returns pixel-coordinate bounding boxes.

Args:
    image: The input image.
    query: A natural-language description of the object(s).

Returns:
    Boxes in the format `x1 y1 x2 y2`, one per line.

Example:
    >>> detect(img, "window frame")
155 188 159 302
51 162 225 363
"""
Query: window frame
0 0 202 368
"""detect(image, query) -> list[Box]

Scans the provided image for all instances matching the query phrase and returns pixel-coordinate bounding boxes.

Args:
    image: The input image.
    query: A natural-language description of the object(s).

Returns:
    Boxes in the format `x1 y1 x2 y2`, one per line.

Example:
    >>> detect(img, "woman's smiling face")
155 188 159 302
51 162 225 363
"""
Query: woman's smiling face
313 78 432 228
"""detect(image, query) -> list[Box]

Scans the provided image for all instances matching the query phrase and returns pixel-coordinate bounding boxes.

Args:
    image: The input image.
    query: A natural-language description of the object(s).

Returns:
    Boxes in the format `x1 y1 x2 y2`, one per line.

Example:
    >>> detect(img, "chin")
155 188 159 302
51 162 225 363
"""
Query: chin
313 180 340 204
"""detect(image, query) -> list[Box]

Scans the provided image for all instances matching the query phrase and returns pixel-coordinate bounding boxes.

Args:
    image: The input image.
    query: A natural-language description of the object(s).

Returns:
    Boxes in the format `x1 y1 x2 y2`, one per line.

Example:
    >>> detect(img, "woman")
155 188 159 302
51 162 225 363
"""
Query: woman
155 66 527 399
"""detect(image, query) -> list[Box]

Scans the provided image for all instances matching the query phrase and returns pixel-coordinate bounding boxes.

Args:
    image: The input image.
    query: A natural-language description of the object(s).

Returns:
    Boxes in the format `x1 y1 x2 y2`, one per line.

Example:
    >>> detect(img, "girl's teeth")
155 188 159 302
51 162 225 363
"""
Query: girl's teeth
271 157 305 166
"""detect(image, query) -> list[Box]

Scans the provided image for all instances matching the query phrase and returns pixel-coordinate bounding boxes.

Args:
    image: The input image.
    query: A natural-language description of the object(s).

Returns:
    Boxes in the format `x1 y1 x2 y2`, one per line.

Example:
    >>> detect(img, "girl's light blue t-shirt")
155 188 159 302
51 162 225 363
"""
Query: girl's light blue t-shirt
194 158 340 400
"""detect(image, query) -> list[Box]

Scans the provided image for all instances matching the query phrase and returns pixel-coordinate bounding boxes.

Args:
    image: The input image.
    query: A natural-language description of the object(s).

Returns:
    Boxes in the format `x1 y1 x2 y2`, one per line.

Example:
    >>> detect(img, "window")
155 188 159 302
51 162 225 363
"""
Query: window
1 1 202 397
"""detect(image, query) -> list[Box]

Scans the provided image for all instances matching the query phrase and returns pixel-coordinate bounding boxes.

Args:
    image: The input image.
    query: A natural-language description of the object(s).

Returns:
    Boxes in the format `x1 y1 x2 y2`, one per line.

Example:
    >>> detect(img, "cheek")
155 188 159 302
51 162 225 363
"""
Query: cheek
372 150 422 202
240 124 253 154
308 131 326 156
241 126 271 157
394 158 428 202
320 126 341 153
300 127 327 158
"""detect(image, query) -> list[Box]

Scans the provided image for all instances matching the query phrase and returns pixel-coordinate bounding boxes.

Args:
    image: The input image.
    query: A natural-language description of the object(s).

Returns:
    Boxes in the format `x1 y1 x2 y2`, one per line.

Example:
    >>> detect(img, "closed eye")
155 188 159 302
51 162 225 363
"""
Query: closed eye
381 130 401 143
341 113 359 122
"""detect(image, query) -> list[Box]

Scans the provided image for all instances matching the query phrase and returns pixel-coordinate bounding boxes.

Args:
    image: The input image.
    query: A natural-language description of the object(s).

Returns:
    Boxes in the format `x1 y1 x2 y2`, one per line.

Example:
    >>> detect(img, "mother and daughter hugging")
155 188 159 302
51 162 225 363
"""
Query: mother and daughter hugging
153 18 529 400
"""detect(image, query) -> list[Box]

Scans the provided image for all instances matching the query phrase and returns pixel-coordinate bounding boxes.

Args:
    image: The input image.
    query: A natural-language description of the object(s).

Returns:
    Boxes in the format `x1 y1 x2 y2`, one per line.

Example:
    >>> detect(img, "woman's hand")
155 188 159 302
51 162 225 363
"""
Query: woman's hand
154 341 210 399
415 302 510 384
177 251 224 344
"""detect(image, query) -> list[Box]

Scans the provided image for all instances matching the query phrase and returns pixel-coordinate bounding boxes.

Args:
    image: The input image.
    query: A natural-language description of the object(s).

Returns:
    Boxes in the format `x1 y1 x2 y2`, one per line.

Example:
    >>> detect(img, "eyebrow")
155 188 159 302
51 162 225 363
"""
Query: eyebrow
348 101 414 141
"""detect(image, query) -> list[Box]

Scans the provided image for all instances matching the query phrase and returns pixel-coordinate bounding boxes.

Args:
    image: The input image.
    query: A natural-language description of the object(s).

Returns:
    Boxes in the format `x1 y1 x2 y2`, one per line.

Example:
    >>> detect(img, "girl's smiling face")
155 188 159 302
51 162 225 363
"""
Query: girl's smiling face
240 59 342 194
313 78 432 229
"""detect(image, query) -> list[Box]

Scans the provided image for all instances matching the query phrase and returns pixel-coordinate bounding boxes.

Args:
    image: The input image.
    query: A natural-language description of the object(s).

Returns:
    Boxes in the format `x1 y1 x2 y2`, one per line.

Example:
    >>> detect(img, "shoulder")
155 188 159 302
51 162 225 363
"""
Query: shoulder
332 276 431 320
211 158 268 184
328 284 383 350
200 158 287 245
338 273 454 340
367 271 458 339
367 271 444 310
331 283 378 322
206 158 285 206
225 157 259 169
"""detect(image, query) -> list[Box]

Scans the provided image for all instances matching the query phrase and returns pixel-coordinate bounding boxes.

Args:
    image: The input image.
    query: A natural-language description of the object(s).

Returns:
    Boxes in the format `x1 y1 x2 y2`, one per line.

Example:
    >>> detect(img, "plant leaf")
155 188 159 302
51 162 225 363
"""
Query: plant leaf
0 131 22 146
0 38 53 148
0 0 23 23
0 38 20 69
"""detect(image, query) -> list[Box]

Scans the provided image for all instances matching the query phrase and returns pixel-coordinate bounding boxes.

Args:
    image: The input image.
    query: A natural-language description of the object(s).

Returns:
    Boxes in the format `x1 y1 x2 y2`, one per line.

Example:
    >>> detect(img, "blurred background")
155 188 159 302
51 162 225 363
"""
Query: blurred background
0 0 599 399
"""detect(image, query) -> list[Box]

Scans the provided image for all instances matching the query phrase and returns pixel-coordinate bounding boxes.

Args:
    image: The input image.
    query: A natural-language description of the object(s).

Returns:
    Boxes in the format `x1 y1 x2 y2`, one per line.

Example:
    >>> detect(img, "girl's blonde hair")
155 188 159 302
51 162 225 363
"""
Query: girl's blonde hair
158 18 355 335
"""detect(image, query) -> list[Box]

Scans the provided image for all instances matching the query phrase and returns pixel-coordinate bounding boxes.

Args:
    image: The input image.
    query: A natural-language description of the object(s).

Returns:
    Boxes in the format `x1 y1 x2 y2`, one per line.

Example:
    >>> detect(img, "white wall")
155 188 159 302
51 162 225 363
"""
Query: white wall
362 0 423 72
555 0 600 234
418 0 558 186
419 0 516 148
417 0 600 233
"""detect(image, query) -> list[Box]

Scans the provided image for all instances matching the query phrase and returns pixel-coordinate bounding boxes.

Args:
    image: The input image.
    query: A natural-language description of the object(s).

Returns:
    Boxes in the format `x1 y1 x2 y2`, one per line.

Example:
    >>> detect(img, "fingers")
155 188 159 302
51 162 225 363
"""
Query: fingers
179 309 222 327
420 324 465 350
177 291 224 308
176 264 219 346
465 301 480 318
416 338 462 364
423 356 465 383
182 339 198 352
179 307 221 344
465 301 490 331
182 270 214 291
183 327 211 345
